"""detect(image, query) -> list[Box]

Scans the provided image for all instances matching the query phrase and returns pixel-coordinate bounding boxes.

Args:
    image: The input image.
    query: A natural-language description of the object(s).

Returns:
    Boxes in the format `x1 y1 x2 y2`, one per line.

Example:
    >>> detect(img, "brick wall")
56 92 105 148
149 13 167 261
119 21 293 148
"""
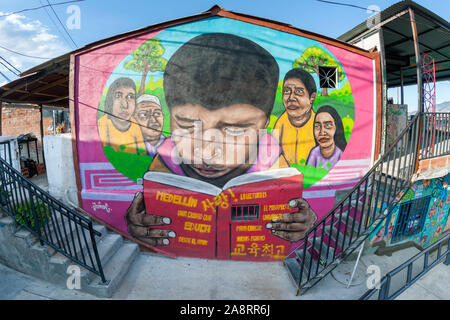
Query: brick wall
1 107 54 161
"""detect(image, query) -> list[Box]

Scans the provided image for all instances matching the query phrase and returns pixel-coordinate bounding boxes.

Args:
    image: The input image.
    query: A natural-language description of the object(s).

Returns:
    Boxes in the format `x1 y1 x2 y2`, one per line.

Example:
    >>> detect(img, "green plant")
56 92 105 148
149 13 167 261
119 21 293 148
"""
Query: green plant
0 189 10 205
14 200 51 229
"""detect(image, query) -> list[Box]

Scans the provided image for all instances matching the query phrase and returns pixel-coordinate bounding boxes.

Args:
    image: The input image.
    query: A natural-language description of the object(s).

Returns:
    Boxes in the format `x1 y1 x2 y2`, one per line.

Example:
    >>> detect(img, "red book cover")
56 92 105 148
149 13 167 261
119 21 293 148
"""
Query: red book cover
143 168 303 261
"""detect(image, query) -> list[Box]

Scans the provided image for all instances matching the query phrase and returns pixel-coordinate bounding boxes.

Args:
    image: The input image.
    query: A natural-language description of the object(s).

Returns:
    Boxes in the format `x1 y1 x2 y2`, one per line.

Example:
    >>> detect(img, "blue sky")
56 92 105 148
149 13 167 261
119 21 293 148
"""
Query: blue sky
0 0 449 110
108 17 338 88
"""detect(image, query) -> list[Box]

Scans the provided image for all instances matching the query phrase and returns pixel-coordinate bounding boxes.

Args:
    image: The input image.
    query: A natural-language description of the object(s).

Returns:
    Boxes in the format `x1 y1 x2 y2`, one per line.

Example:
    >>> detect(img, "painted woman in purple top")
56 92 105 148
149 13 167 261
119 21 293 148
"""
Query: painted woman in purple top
307 145 343 168
306 105 347 169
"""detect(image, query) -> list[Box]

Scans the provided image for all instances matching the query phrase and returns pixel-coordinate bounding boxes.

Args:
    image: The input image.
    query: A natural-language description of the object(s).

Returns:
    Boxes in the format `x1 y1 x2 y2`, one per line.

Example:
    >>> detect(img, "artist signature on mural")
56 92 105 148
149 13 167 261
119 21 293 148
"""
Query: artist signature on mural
91 201 112 213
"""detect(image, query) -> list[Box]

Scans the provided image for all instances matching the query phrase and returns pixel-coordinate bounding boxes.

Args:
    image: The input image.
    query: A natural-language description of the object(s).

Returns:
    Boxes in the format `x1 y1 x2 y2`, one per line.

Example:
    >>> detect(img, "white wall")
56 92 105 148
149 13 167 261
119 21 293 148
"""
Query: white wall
0 135 20 171
43 134 79 207
353 31 382 52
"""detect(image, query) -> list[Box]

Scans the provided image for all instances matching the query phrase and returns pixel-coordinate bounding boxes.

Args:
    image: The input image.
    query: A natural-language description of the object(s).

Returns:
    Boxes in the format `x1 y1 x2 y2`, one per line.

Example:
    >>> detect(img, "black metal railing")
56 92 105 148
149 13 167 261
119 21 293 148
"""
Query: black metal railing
0 155 106 283
360 233 450 300
0 139 15 168
284 112 450 295
420 112 450 160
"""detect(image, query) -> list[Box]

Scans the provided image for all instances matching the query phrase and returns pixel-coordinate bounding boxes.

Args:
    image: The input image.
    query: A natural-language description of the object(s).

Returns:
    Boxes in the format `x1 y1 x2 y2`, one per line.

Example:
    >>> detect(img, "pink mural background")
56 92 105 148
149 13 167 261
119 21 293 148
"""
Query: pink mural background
74 21 377 257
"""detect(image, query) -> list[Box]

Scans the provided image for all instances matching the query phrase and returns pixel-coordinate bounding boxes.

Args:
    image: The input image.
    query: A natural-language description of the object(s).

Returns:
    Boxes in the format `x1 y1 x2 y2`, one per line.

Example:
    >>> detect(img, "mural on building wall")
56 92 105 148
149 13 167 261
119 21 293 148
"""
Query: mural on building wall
369 174 450 248
75 17 377 261
385 104 407 150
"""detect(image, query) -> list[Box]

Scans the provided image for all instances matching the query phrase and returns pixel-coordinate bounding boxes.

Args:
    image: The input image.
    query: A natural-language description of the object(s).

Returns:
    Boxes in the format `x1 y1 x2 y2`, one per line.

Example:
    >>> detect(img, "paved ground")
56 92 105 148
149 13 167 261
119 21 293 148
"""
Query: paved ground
1 173 447 300
396 262 450 300
1 245 448 300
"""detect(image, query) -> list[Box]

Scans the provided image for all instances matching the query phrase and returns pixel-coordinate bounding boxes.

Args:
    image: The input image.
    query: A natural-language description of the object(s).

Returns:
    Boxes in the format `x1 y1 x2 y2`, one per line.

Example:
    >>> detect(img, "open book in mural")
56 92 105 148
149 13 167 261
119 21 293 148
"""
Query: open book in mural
142 168 303 260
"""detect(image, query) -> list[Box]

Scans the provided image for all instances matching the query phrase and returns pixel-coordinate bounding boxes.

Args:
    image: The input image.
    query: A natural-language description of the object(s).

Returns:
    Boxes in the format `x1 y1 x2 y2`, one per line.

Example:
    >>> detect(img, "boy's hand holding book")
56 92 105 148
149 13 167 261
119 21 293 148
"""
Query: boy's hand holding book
125 192 176 246
265 198 317 242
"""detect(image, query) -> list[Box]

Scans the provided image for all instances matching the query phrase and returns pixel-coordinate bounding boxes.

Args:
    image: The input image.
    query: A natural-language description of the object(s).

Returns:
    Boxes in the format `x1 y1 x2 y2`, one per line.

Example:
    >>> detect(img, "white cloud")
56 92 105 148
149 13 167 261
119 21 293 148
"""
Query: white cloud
0 12 71 82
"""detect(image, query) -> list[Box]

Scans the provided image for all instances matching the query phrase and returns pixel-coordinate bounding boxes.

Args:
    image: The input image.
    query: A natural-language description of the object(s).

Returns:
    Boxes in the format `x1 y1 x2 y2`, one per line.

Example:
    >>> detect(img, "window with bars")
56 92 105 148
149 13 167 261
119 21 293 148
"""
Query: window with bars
391 196 431 243
231 205 260 222
318 66 338 89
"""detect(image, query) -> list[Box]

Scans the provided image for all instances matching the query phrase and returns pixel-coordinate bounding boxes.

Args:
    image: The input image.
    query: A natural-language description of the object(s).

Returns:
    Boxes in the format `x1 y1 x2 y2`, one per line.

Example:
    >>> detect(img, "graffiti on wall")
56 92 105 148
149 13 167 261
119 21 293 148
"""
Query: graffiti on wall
369 174 450 248
75 17 376 260
385 104 407 150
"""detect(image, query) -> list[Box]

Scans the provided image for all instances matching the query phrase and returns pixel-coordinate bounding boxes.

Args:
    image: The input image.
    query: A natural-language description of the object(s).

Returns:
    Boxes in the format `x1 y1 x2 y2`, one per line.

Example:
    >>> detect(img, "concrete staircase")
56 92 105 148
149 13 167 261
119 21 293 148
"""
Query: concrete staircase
0 209 139 298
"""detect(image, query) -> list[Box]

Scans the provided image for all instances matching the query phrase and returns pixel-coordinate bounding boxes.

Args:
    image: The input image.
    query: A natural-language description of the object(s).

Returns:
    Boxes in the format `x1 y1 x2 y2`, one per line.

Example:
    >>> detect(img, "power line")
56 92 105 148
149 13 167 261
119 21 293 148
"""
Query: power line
0 44 51 60
0 55 21 74
45 0 78 49
315 0 380 13
315 0 450 36
39 0 74 50
0 70 11 82
0 0 85 18
0 60 20 77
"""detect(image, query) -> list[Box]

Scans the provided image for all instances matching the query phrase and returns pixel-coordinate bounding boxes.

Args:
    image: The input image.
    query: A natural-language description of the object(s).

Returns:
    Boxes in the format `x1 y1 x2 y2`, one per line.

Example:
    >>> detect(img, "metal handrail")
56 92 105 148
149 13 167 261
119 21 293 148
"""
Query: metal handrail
0 155 106 283
360 233 450 300
419 112 450 160
284 112 450 294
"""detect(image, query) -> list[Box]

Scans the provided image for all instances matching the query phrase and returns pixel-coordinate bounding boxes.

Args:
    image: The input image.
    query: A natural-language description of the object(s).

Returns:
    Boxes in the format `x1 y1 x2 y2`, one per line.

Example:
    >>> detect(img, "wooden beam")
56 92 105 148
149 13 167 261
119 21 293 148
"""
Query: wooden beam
410 8 424 113
383 25 450 60
19 77 68 101
0 96 69 106
383 26 439 48
349 9 410 45
69 53 83 208
400 68 404 105
0 87 64 99
0 101 2 136
39 104 46 167
1 63 66 98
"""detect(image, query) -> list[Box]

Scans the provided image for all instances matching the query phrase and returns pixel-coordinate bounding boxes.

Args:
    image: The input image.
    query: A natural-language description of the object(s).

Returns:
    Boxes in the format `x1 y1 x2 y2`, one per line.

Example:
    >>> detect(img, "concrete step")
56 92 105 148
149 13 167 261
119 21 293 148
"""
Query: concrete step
42 216 105 258
94 233 123 265
83 241 140 298
284 251 321 290
49 231 121 273
0 216 17 233
295 250 322 281
312 237 338 267
14 228 39 247
284 256 301 287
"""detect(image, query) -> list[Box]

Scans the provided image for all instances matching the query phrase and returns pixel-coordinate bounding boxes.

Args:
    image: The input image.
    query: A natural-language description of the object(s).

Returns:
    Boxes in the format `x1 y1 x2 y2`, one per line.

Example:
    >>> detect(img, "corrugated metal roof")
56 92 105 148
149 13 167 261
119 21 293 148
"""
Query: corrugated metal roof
338 0 450 88
338 0 449 43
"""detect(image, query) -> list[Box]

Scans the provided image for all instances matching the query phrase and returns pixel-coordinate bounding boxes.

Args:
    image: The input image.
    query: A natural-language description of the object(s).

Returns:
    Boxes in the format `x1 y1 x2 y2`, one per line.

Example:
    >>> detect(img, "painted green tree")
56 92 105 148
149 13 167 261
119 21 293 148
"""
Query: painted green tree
124 38 168 97
293 46 344 96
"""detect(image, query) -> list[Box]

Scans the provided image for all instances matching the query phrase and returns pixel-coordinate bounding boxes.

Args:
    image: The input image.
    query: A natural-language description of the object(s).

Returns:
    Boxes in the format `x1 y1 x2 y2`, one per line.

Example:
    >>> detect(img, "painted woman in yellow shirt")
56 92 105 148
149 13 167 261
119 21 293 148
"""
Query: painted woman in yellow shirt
274 68 318 165
97 77 146 154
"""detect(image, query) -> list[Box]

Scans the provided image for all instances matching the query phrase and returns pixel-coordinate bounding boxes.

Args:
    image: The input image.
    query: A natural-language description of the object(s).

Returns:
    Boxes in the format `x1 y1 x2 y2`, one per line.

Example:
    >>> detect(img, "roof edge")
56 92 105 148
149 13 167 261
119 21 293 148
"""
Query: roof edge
338 0 450 43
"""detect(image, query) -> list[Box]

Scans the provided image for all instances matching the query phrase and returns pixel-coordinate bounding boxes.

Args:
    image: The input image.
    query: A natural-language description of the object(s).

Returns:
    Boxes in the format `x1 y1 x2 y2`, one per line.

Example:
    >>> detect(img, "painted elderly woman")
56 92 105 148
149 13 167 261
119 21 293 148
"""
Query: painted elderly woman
306 105 347 169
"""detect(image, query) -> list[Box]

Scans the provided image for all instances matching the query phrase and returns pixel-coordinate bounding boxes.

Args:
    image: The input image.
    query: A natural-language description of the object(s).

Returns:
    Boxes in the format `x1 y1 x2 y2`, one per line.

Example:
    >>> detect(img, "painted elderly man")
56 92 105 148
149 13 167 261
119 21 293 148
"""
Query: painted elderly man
134 94 166 158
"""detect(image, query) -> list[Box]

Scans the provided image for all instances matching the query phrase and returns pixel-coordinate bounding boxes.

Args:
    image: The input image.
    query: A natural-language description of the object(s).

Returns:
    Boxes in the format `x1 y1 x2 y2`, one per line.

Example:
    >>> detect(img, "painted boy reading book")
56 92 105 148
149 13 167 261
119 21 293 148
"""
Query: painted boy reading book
125 33 317 249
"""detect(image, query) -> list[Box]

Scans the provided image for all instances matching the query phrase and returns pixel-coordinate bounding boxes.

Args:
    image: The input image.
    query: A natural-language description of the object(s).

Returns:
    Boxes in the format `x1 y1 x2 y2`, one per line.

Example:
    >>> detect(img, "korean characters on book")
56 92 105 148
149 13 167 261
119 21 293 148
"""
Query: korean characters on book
142 168 303 260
